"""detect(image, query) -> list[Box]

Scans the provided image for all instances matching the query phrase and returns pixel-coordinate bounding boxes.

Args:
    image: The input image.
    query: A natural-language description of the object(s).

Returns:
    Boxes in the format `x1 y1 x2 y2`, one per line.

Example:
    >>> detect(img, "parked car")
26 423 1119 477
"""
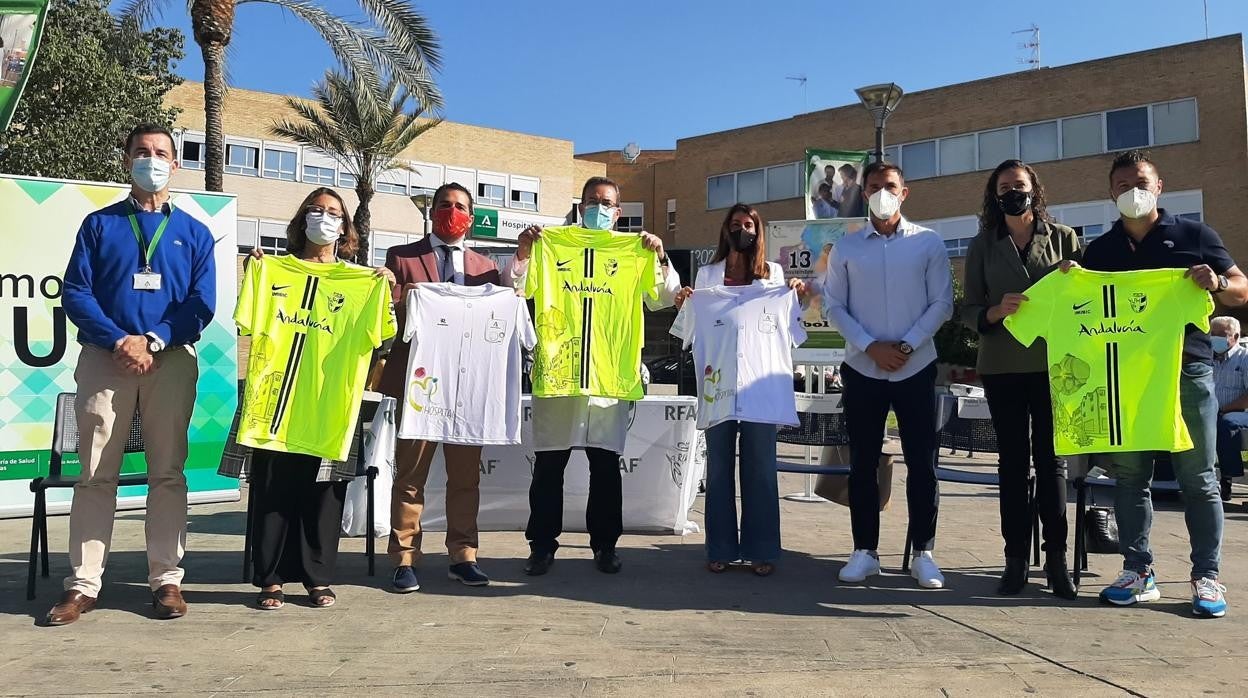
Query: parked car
644 353 697 396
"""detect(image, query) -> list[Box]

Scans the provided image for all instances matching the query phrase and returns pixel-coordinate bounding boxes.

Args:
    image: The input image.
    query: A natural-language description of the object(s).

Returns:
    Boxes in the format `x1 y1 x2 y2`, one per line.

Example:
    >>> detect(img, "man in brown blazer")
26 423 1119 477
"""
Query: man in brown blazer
379 183 501 591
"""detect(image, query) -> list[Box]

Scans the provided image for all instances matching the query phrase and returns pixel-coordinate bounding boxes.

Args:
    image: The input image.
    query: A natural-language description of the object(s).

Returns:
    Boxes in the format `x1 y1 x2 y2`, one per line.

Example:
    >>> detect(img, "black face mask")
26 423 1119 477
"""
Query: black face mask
997 189 1032 217
729 228 757 251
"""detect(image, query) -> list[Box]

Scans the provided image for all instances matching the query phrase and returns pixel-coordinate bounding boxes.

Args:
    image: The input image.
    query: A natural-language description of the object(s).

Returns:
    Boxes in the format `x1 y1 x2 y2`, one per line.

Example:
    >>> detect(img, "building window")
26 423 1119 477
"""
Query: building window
339 171 357 188
883 145 899 164
667 210 676 233
901 141 936 179
938 134 975 176
943 237 972 258
1106 106 1149 151
616 216 643 233
736 169 765 204
236 218 258 254
224 143 259 176
1177 211 1202 222
1073 223 1105 244
707 174 735 209
1152 98 1198 146
181 139 204 170
511 189 538 211
376 180 408 195
977 128 1016 171
1062 114 1102 159
477 183 505 207
765 163 799 200
1019 121 1059 163
258 221 288 255
262 149 297 181
303 165 335 185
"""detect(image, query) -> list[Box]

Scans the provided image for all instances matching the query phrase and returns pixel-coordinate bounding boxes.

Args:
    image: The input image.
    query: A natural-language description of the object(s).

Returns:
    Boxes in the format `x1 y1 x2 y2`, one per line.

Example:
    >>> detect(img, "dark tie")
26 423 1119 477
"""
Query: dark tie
440 245 459 284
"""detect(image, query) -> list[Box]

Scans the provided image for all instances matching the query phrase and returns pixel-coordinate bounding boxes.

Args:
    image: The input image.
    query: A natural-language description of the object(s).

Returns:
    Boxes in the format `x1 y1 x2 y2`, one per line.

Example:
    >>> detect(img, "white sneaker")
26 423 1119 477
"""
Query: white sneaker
838 550 881 583
911 551 945 589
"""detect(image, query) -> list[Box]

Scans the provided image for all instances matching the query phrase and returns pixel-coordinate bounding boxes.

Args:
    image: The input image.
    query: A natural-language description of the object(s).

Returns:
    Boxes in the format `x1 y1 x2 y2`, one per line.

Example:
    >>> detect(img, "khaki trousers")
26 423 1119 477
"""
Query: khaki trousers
65 345 198 596
388 438 481 566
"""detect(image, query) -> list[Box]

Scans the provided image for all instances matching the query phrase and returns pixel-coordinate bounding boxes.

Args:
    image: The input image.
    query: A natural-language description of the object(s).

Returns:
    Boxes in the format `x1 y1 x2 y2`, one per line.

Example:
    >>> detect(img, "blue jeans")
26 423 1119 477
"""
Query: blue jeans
1110 362 1223 579
704 421 781 563
1215 411 1248 478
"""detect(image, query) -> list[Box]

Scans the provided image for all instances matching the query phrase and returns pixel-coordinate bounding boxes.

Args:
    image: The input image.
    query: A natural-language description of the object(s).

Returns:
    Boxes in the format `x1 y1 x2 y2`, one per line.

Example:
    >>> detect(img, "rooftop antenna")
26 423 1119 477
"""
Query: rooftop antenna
1013 24 1040 70
621 142 641 163
786 74 808 113
1204 0 1210 39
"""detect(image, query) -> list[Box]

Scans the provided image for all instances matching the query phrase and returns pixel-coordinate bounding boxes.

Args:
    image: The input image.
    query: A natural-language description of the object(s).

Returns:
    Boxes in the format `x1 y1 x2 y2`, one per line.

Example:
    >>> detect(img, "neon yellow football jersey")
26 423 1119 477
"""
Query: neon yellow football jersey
524 226 658 399
235 255 396 461
1005 267 1214 455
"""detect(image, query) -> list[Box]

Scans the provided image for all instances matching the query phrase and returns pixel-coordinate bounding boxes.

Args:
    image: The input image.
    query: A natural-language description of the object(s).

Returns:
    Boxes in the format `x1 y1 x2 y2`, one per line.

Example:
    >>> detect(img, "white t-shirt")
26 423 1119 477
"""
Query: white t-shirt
671 283 805 430
398 283 536 445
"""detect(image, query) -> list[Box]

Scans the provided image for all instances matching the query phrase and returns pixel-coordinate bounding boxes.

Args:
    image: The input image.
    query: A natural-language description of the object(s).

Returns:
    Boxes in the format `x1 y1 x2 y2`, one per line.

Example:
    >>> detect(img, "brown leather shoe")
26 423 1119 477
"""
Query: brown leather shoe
152 584 187 619
45 590 97 626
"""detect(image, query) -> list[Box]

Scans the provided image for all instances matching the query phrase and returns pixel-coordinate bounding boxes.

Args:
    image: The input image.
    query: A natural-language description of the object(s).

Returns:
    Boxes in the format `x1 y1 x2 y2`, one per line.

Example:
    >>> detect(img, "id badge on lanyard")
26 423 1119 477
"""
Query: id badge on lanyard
128 204 172 291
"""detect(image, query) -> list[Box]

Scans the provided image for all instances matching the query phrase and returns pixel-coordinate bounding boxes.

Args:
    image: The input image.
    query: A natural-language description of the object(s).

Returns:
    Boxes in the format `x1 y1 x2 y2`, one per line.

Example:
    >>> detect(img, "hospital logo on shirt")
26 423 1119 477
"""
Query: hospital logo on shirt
702 365 734 405
408 367 443 415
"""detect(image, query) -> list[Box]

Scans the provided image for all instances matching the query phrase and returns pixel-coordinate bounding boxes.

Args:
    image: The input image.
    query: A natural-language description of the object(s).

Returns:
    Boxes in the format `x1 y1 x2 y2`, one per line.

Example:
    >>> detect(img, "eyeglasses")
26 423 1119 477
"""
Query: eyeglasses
583 198 617 208
306 205 343 217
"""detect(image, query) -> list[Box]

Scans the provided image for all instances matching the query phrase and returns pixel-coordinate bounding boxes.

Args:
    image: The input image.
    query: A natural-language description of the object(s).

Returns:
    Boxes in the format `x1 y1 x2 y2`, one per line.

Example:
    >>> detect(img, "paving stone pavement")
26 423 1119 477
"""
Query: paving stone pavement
1 455 1246 696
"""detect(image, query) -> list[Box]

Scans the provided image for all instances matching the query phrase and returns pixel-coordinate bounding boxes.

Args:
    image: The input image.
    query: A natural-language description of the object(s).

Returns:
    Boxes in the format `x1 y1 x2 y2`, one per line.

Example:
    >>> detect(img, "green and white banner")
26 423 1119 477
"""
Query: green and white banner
0 174 240 517
768 218 871 363
0 0 48 131
472 205 563 242
805 148 870 221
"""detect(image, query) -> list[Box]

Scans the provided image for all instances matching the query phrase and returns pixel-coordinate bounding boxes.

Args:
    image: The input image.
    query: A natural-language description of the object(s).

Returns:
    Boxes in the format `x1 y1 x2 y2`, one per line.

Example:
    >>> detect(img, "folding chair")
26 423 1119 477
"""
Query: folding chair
240 393 383 581
27 393 148 600
914 414 1042 569
775 392 852 494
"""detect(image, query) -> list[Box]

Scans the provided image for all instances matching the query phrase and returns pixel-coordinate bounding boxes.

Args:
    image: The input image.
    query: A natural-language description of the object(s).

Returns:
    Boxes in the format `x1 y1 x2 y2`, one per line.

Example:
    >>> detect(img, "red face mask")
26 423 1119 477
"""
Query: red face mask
433 206 472 239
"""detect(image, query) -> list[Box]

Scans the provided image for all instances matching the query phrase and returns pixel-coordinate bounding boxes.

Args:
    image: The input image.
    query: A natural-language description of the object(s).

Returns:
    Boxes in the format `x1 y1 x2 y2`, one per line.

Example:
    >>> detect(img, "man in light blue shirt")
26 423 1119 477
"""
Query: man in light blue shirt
819 160 953 589
1211 316 1248 502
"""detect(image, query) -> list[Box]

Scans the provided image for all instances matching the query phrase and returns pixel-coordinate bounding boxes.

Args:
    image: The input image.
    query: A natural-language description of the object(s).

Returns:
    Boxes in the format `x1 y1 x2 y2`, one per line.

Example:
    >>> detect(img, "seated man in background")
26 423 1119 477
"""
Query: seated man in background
1211 316 1248 502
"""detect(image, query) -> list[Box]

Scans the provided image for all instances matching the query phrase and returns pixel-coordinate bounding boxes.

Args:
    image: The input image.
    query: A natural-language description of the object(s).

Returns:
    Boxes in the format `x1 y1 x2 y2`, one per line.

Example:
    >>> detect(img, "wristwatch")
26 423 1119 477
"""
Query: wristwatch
1215 274 1230 293
898 342 914 355
145 332 165 353
659 254 670 266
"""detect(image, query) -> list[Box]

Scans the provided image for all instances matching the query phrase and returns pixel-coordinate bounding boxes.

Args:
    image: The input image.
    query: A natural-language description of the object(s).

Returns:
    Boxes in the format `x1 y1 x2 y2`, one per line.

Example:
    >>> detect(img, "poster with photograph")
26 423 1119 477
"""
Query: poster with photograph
805 148 870 220
768 218 870 362
0 0 47 131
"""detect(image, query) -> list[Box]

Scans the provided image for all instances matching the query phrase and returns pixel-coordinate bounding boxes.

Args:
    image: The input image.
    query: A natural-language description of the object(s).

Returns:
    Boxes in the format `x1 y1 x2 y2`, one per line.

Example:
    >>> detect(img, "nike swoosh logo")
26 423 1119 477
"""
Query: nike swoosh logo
556 260 572 268
1072 301 1092 311
272 284 290 291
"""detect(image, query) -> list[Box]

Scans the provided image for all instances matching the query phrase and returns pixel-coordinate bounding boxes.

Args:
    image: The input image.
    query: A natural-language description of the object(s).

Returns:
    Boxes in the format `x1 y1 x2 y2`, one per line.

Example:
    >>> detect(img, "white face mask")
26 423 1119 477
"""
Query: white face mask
1115 187 1157 219
130 157 172 193
305 211 343 246
868 189 901 219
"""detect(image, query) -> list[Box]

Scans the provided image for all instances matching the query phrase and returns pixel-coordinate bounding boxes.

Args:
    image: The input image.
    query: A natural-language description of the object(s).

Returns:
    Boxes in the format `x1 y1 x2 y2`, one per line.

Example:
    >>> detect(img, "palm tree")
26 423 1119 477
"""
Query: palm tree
120 0 441 192
270 70 441 264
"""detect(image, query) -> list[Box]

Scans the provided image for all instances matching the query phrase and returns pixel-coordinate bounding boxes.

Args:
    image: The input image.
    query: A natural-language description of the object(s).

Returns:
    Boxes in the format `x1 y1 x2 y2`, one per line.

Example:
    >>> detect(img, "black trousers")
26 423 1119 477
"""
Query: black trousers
842 361 939 552
250 450 348 588
526 447 622 555
981 371 1068 559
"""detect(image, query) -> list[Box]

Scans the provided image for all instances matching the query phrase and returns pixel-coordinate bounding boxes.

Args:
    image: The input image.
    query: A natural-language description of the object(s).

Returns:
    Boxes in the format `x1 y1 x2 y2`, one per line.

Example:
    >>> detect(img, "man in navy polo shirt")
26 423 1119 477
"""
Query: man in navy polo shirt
1079 150 1247 617
46 123 217 626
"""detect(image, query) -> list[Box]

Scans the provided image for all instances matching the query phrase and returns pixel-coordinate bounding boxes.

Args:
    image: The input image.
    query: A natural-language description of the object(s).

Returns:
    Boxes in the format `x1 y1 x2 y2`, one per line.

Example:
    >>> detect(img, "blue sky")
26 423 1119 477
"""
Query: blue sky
120 0 1246 153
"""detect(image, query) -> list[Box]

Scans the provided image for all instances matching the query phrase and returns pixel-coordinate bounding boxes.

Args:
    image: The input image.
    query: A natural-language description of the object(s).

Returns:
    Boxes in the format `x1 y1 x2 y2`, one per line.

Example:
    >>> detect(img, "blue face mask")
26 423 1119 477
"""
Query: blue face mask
1212 336 1232 354
582 204 616 231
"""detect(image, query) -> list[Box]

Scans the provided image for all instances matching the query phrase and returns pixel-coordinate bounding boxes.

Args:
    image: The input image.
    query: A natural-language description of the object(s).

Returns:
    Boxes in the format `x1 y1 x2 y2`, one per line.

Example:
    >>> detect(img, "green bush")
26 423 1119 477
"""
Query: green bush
935 268 979 367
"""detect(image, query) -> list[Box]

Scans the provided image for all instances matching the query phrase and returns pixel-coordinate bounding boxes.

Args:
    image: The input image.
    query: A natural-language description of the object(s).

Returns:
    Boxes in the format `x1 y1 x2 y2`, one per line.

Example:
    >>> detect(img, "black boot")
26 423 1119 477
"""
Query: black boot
997 557 1028 595
1045 556 1078 600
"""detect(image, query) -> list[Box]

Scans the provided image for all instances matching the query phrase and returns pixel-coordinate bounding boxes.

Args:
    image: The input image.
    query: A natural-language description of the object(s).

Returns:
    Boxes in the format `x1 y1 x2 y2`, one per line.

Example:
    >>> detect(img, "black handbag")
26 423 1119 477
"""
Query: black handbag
1085 505 1120 554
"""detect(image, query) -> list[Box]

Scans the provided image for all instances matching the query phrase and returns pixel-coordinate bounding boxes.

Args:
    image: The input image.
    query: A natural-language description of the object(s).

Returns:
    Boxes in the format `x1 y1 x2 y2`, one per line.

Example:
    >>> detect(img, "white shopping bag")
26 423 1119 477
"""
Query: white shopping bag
342 396 396 538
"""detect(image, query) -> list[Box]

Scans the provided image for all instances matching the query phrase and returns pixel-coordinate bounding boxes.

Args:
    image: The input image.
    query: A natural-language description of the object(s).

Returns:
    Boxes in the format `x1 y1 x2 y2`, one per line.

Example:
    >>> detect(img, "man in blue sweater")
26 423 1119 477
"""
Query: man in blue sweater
46 123 217 626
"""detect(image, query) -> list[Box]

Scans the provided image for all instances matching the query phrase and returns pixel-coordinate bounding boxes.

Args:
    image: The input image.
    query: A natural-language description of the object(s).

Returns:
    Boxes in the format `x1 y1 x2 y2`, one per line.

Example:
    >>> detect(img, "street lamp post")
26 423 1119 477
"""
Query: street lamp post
410 192 433 237
854 83 905 163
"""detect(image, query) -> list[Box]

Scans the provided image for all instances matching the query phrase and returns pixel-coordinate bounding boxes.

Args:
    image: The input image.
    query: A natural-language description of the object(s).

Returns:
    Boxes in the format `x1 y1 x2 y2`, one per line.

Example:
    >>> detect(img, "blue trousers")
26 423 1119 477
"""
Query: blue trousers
703 421 781 563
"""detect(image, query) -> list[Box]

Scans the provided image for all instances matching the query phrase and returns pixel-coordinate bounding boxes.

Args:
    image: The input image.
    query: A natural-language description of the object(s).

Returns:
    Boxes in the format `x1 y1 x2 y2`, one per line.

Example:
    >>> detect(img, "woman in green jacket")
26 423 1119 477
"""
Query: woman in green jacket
962 159 1080 599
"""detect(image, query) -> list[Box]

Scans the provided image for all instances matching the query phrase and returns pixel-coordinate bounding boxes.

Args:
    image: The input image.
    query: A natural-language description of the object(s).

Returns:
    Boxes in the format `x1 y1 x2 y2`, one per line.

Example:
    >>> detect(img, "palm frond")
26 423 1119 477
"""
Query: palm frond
117 0 174 28
356 0 442 73
239 0 443 110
